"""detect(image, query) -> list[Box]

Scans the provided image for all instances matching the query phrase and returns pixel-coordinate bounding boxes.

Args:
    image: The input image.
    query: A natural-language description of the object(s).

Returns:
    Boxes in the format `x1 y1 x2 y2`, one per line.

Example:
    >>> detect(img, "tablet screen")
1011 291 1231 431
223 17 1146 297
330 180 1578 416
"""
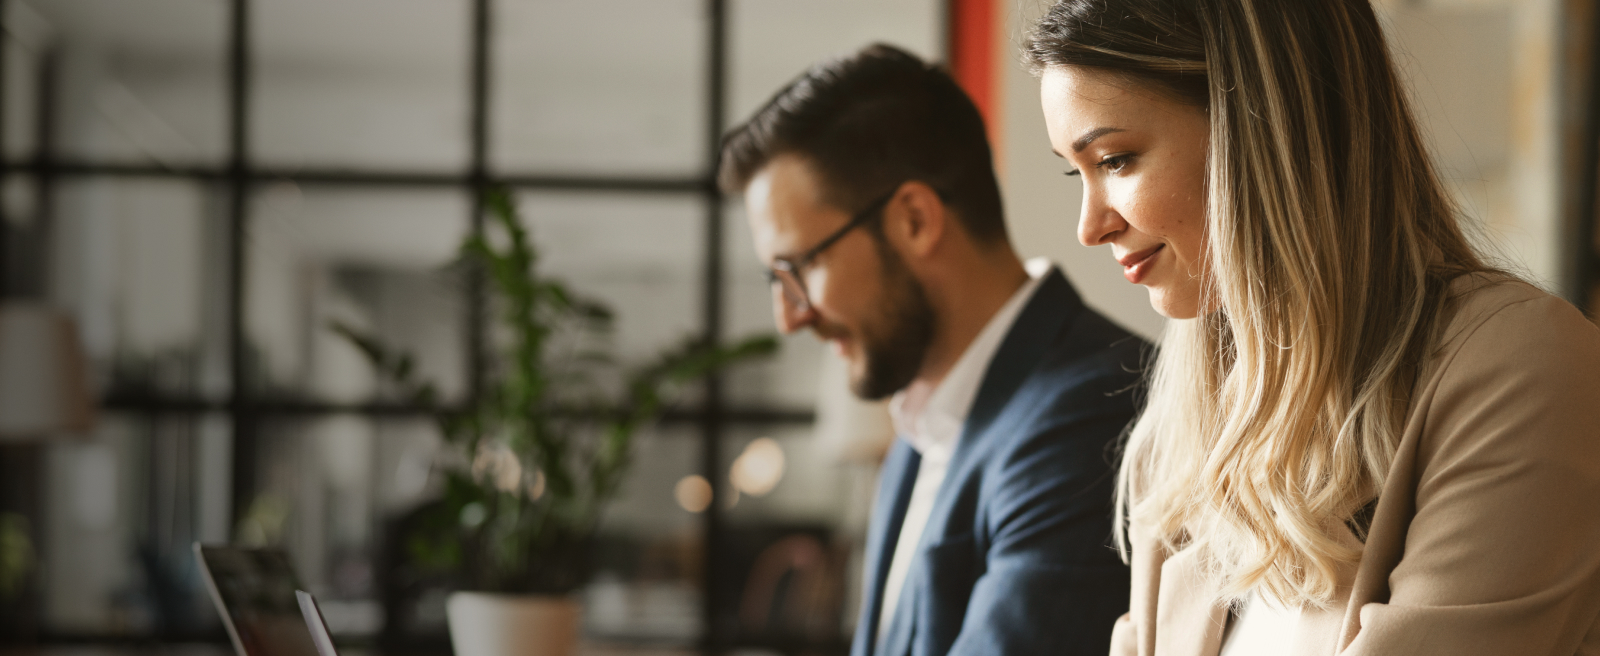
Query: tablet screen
296 590 341 656
195 544 322 656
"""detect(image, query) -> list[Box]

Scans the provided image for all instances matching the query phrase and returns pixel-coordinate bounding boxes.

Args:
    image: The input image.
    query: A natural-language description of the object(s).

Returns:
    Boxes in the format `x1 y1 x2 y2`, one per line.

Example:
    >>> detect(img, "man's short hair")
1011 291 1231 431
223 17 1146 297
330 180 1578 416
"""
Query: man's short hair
718 43 1008 245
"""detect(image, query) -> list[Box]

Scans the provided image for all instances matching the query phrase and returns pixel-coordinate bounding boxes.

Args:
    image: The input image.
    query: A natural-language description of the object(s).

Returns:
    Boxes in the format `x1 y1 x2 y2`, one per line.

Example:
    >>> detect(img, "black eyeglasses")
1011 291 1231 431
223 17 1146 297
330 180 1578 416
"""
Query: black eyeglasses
765 189 898 313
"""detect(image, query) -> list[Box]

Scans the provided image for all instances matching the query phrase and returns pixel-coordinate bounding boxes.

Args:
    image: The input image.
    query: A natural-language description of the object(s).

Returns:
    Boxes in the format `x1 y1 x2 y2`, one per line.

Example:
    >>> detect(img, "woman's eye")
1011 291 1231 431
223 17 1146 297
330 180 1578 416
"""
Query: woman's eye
1097 154 1132 174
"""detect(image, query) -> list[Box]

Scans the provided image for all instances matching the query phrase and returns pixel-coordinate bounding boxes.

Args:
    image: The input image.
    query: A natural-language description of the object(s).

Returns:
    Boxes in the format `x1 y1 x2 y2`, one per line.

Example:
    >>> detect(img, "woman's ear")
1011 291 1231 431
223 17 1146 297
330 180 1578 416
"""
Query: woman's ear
885 180 947 259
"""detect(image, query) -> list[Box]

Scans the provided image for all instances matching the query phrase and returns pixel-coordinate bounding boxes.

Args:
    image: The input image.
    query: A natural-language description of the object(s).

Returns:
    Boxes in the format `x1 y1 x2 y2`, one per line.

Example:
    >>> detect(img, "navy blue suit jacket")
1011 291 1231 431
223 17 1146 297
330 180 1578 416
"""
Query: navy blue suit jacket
852 269 1147 656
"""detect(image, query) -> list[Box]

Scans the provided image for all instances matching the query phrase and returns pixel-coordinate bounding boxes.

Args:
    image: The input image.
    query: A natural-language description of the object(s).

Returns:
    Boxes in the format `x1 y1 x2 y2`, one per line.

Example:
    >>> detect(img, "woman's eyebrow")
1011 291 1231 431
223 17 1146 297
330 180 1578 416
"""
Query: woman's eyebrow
1071 127 1127 153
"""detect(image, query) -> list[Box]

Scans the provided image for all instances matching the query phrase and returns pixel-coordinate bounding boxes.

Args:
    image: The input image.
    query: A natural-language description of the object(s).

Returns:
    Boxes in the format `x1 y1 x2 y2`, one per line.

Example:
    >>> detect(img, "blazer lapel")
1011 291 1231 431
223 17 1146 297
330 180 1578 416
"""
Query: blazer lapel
879 585 917 656
866 268 1085 656
852 439 922 656
962 268 1082 440
1155 547 1228 656
924 268 1084 536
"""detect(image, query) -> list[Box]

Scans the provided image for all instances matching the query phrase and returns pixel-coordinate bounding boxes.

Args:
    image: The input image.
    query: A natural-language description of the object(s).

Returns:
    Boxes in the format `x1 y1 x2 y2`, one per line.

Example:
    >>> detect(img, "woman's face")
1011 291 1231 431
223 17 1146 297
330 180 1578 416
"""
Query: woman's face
1039 66 1211 319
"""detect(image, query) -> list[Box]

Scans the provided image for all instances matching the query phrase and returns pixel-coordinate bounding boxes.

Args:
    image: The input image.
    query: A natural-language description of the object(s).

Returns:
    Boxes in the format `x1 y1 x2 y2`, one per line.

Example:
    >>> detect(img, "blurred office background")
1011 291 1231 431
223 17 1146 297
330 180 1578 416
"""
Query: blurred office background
0 0 1596 655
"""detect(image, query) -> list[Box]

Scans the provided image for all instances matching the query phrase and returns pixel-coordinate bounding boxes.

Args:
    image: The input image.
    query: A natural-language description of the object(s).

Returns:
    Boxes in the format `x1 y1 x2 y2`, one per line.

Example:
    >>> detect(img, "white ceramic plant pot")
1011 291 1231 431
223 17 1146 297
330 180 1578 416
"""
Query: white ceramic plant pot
446 591 583 656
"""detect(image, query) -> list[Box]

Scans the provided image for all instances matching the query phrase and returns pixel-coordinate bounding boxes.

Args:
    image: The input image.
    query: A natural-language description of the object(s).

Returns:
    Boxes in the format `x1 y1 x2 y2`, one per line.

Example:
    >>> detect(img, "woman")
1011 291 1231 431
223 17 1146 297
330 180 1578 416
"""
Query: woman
1025 0 1600 654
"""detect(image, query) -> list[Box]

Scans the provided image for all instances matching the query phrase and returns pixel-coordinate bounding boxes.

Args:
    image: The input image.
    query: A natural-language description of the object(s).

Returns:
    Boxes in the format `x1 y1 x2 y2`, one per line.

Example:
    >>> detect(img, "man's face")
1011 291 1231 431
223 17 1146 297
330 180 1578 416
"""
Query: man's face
743 154 935 400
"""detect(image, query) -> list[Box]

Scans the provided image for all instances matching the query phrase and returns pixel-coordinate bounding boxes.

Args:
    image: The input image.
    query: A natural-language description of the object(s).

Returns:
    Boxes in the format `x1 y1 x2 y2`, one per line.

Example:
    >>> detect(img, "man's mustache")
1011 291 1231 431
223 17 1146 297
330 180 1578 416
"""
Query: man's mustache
810 320 850 344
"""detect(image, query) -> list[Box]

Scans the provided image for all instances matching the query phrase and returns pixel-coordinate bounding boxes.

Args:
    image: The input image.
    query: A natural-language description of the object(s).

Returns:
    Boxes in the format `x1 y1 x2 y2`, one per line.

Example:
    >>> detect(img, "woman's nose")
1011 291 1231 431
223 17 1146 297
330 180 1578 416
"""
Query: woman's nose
1077 185 1124 247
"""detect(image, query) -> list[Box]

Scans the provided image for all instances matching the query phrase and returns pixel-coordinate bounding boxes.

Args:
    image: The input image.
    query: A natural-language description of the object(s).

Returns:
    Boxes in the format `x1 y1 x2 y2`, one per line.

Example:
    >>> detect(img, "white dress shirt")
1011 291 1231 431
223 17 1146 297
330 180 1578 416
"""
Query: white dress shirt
1219 592 1299 655
875 267 1047 645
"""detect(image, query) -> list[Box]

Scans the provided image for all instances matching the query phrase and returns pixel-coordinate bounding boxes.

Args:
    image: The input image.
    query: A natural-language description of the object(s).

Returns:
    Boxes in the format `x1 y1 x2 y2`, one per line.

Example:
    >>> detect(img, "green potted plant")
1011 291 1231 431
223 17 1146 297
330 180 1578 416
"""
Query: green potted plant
334 189 775 656
0 512 34 602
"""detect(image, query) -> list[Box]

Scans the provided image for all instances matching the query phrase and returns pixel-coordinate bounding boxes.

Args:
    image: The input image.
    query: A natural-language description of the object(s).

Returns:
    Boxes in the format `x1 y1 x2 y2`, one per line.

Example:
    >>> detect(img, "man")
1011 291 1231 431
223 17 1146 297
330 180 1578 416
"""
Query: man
719 44 1146 655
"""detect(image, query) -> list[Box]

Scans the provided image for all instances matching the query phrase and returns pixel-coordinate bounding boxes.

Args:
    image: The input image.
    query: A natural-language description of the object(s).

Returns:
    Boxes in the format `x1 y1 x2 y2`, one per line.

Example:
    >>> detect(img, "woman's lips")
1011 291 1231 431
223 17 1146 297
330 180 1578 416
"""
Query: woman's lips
1119 244 1164 284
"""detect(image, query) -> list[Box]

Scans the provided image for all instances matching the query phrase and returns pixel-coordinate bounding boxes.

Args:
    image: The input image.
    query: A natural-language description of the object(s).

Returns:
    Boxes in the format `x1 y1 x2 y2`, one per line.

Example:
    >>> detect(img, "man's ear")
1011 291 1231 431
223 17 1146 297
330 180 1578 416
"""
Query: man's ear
883 180 947 259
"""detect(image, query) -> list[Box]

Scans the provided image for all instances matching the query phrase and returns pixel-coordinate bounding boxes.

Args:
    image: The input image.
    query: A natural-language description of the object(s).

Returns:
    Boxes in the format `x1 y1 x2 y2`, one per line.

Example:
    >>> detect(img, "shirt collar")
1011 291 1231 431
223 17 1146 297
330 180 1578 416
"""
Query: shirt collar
888 264 1048 461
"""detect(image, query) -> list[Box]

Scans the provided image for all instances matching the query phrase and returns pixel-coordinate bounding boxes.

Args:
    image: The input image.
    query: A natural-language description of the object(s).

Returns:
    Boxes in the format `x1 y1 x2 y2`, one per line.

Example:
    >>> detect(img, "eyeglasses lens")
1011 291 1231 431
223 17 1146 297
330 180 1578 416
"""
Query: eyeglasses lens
773 268 808 310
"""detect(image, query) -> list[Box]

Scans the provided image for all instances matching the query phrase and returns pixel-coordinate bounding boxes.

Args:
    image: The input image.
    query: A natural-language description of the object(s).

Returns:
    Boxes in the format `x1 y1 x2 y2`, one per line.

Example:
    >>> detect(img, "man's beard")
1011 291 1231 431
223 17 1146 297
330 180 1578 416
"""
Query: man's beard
848 239 935 400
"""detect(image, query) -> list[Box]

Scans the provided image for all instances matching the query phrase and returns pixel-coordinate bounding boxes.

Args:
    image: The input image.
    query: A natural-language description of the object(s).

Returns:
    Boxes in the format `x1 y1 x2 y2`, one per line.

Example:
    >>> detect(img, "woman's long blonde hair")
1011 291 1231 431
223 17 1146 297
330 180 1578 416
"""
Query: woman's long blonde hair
1028 0 1490 608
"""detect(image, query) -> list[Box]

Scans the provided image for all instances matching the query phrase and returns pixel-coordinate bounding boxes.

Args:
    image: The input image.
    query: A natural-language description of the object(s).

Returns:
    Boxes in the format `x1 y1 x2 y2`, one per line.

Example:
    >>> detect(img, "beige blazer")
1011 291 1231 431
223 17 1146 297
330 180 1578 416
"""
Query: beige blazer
1111 277 1600 655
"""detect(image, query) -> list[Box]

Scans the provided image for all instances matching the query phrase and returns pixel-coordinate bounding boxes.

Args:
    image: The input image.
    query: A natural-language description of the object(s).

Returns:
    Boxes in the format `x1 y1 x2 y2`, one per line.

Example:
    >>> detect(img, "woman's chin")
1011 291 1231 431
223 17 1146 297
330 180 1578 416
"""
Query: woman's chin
1147 286 1201 320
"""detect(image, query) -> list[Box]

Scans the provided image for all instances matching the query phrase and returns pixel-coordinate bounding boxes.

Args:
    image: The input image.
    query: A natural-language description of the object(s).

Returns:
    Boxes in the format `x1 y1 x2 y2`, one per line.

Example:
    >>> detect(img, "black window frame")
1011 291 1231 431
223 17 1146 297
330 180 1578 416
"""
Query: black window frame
0 0 829 652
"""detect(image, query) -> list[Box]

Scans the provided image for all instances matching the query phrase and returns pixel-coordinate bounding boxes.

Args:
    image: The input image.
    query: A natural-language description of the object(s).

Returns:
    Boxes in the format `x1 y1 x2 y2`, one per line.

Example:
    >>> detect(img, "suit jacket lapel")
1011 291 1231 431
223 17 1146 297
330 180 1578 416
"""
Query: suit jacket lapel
879 582 917 656
961 269 1081 447
868 269 1086 656
879 270 1089 656
927 269 1084 536
853 439 922 656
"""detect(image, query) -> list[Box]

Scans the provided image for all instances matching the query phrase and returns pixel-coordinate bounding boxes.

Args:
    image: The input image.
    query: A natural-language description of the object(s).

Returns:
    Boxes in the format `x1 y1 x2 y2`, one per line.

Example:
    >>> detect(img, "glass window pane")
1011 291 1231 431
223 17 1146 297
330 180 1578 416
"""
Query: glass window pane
0 174 35 229
3 21 41 162
254 0 469 171
730 0 942 122
722 428 861 527
52 176 230 399
20 0 229 166
490 0 705 177
247 185 470 403
241 419 710 643
588 424 706 644
40 412 233 634
2 173 42 296
245 415 441 637
718 425 867 644
511 191 703 365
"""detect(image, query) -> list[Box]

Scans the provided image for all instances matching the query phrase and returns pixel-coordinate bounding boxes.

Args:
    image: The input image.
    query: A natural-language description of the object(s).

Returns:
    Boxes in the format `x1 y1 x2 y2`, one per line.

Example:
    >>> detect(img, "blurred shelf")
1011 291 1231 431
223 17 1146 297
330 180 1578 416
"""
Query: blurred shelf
0 160 710 194
99 394 814 425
